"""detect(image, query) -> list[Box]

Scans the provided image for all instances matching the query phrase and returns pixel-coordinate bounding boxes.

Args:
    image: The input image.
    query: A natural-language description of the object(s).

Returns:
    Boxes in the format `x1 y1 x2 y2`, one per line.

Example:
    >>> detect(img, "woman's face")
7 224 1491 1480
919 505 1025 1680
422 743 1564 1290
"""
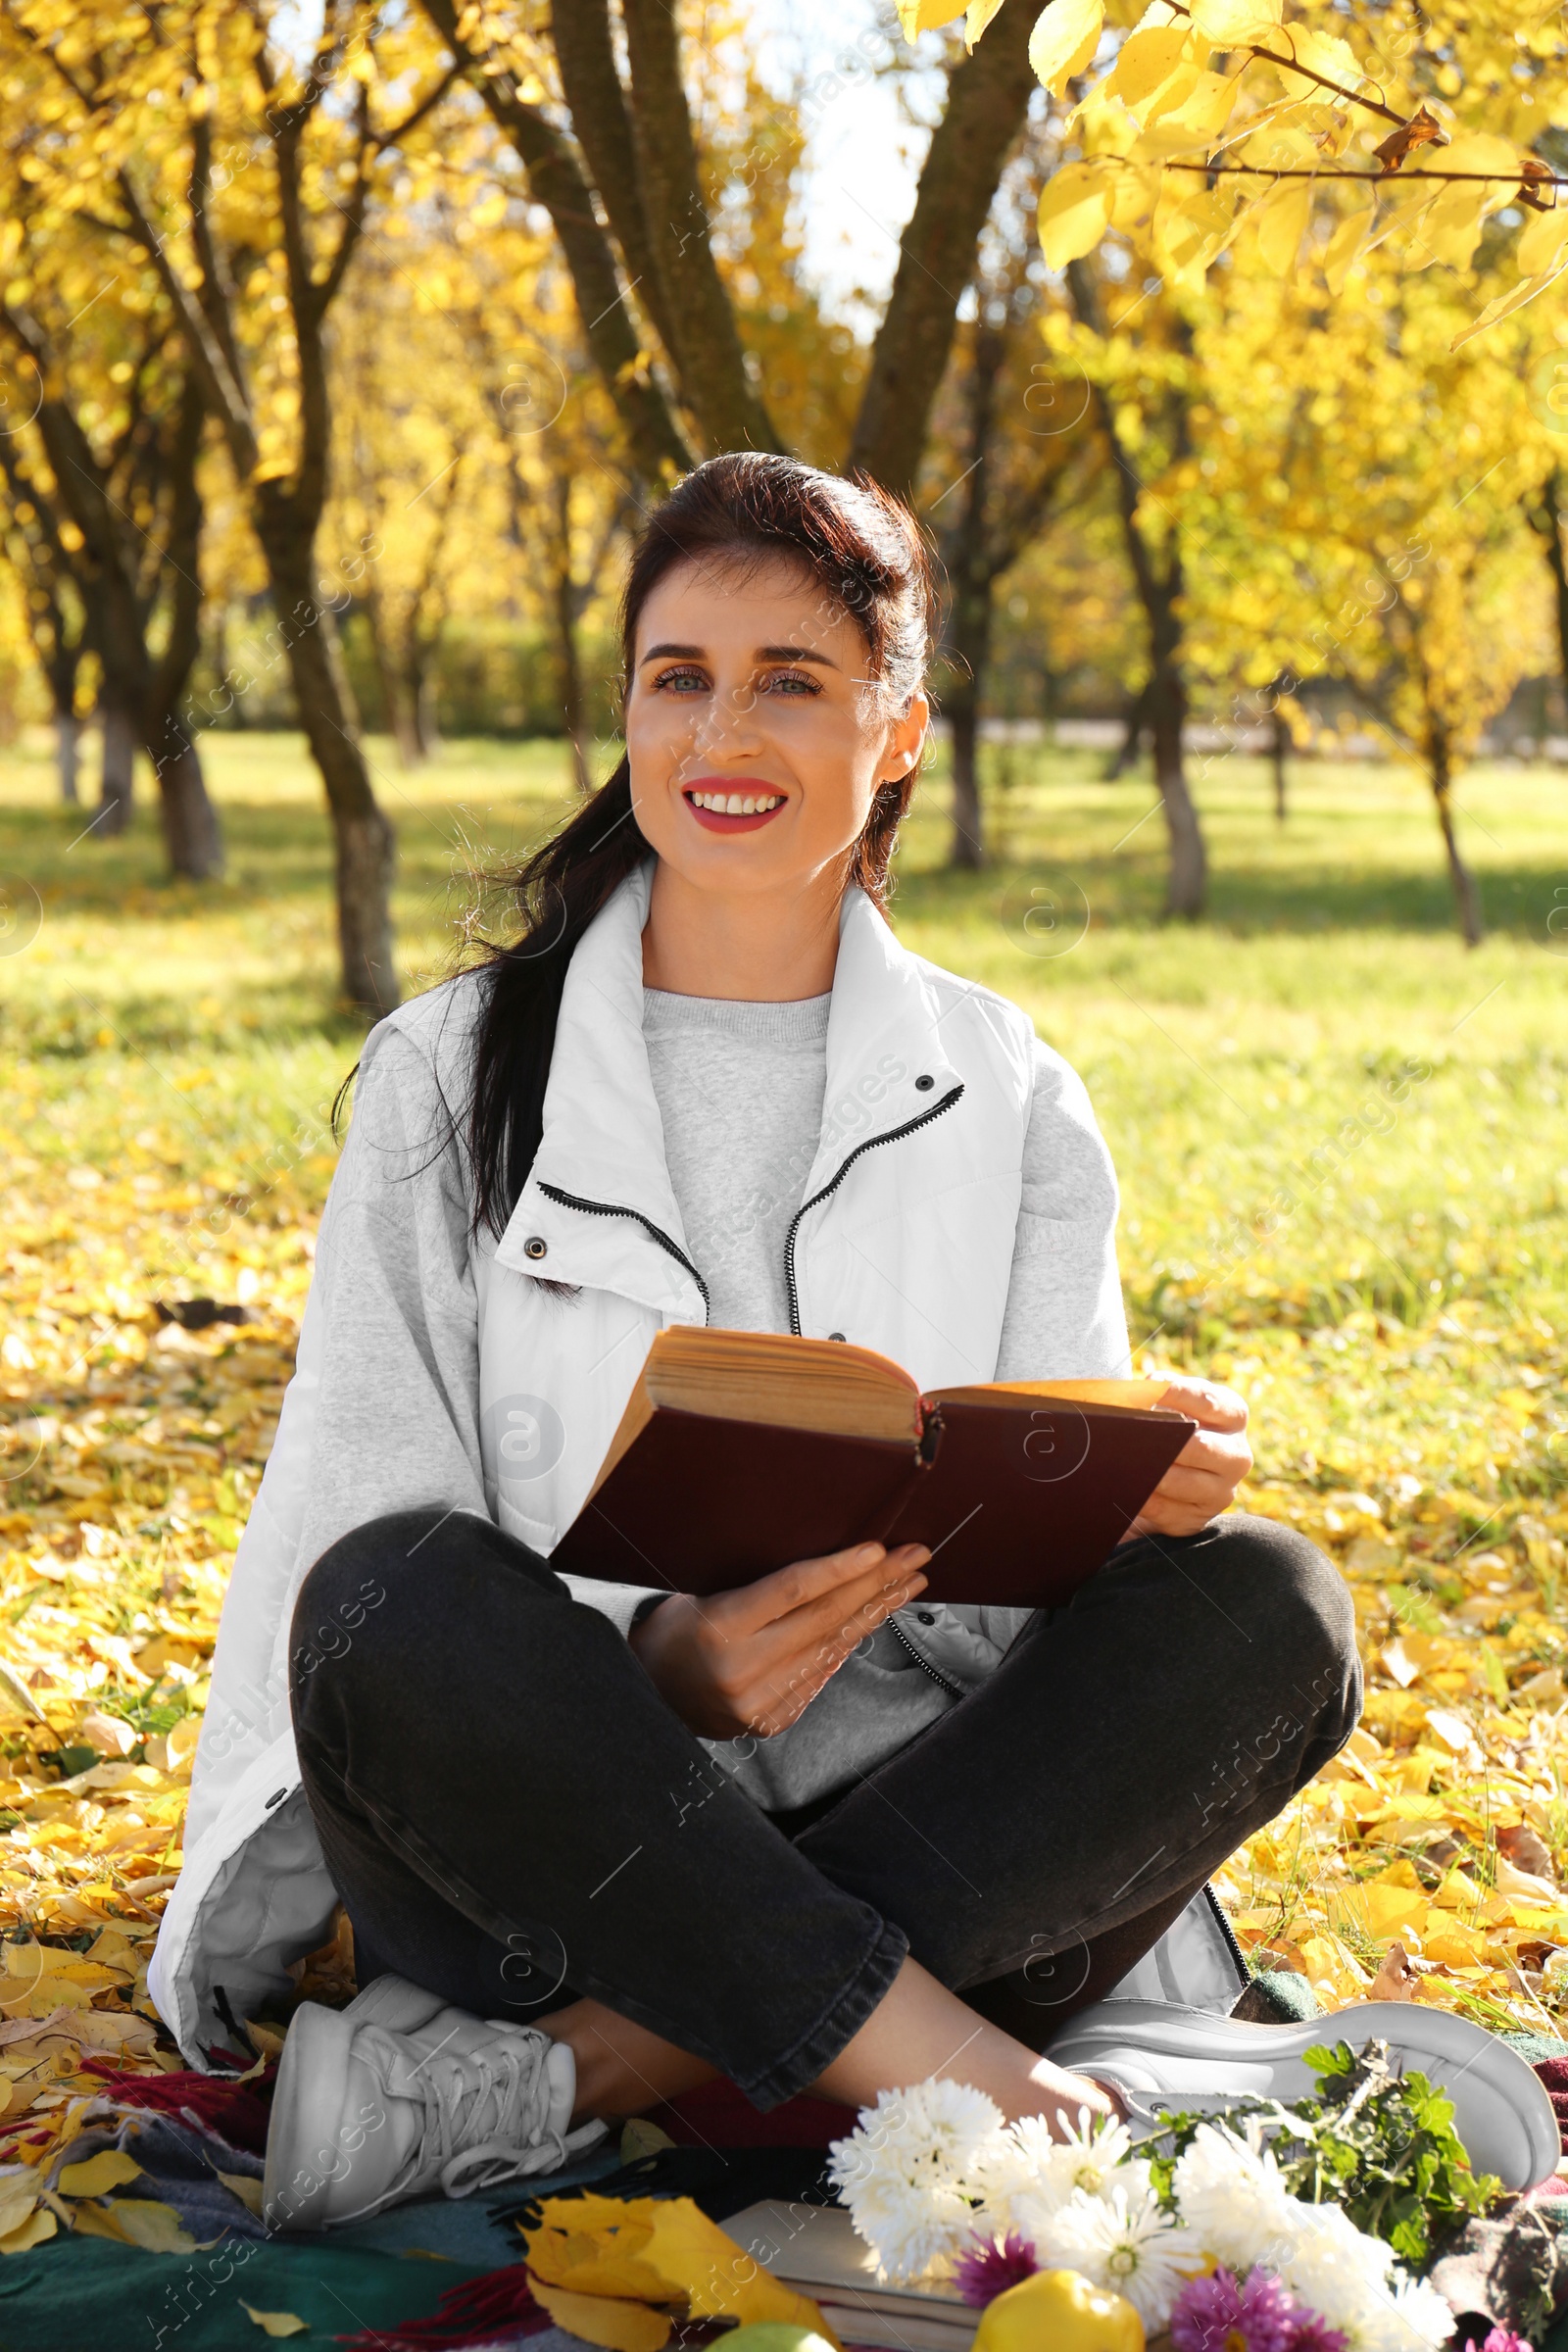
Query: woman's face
624 554 927 900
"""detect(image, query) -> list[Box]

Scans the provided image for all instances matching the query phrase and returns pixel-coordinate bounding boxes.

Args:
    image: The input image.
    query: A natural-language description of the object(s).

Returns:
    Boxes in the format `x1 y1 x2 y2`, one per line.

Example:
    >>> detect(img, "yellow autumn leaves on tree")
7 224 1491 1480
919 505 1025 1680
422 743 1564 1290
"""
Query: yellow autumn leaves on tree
904 0 1568 344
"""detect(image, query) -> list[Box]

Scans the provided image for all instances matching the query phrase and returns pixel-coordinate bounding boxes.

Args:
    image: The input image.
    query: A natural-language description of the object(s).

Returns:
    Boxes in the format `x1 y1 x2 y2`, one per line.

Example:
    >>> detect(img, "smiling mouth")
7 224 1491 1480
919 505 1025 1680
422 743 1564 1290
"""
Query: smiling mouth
683 786 786 833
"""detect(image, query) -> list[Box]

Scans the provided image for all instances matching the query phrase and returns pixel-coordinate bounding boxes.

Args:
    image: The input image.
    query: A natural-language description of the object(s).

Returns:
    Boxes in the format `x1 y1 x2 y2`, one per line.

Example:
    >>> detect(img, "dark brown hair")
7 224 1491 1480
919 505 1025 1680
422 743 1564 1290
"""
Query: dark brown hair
465 452 935 1237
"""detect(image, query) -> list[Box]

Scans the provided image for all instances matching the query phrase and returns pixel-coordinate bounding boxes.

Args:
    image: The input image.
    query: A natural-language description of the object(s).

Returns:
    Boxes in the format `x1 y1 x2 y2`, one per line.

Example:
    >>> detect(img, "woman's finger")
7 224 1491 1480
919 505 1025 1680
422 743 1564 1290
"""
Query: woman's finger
1156 1377 1249 1433
775 1544 930 1640
733 1552 931 1734
730 1558 929 1710
714 1541 896 1637
1141 1457 1248 1513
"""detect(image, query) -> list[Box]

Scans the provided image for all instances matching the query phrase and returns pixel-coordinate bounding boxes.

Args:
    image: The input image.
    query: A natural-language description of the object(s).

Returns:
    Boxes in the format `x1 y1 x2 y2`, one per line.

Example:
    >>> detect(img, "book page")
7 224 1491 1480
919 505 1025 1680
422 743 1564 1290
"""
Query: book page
925 1376 1173 1412
643 1325 922 1443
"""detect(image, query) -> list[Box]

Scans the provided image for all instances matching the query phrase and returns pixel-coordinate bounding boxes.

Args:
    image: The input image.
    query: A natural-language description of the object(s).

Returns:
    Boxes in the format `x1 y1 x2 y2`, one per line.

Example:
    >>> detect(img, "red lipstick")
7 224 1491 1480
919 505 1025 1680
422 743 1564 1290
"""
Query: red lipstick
682 779 787 834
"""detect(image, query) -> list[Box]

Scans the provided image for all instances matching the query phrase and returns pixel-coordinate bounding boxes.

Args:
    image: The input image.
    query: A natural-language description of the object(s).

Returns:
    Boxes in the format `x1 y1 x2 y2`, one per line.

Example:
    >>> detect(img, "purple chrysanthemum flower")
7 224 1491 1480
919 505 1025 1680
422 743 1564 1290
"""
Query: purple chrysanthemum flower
952 2230 1040 2308
1170 2265 1332 2352
1477 2330 1534 2352
1283 2315 1350 2352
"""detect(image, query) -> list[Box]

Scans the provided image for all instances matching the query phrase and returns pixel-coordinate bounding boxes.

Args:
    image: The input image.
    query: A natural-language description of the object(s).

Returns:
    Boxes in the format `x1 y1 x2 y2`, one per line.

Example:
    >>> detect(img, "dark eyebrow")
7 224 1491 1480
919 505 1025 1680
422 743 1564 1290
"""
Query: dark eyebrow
757 644 838 668
638 641 840 669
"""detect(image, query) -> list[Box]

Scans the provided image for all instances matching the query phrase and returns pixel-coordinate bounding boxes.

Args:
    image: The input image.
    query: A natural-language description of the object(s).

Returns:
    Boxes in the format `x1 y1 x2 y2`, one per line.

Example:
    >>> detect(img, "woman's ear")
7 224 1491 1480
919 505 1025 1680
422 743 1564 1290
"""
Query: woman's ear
881 689 929 783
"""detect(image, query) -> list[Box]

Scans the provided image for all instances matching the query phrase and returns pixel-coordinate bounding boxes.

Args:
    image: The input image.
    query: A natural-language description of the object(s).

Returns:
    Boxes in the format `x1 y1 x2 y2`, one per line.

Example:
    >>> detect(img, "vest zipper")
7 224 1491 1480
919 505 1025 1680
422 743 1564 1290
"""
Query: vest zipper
885 1614 966 1698
537 1183 711 1321
782 1085 964 1337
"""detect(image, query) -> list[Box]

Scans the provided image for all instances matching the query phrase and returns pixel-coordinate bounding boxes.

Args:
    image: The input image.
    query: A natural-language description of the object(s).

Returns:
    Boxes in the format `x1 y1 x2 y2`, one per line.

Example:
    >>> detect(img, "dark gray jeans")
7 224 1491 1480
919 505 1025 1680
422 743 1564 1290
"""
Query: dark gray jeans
291 1507 1359 2108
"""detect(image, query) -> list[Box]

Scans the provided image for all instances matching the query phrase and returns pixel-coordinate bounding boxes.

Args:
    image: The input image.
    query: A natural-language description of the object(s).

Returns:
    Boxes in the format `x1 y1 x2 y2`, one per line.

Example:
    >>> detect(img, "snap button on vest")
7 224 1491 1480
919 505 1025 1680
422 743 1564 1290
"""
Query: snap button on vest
914 1073 935 1091
523 1237 549 1260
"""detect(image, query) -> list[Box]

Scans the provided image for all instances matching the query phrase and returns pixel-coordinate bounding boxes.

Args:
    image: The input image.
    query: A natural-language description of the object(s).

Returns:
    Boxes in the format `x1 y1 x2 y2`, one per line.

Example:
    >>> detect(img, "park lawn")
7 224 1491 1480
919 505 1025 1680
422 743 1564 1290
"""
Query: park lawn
0 725 1564 2109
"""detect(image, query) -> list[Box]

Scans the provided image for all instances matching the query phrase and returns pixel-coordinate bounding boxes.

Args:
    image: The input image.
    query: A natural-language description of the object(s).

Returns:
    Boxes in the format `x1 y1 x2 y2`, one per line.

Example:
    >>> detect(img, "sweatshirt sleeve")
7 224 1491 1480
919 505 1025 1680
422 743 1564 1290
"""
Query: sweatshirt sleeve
289 1020 489 1579
994 1036 1131 1382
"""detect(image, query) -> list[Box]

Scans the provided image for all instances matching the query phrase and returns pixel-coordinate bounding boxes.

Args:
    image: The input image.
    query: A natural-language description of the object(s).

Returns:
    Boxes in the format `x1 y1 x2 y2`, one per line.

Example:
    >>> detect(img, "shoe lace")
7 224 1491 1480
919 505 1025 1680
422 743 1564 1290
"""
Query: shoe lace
385 2023 577 2199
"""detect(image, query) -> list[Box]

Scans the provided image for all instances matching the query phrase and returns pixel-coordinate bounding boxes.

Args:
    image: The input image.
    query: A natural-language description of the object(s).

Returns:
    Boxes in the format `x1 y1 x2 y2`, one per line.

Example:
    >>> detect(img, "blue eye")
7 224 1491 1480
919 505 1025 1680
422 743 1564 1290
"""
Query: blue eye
655 667 707 693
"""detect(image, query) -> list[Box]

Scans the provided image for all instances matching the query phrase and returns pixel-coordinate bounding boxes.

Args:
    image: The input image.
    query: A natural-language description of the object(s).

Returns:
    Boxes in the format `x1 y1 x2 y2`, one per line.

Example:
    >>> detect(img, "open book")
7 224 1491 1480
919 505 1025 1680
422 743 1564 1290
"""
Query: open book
550 1328 1194 1607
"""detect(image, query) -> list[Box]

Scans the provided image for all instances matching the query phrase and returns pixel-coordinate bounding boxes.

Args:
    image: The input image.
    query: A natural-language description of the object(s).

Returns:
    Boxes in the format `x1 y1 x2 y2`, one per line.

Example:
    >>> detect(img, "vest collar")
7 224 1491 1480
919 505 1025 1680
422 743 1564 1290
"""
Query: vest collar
496 865 966 1313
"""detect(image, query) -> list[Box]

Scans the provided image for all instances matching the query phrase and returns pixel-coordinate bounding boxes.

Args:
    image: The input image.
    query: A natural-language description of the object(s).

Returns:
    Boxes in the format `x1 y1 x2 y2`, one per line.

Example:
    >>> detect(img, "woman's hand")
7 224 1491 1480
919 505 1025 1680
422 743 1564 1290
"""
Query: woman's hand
628 1542 931 1740
1123 1376 1252 1542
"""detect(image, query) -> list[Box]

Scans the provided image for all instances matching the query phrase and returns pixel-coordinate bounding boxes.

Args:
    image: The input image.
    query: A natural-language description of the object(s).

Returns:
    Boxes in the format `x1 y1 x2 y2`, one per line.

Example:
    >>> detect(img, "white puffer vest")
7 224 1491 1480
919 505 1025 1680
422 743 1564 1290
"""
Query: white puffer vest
150 872 1242 2064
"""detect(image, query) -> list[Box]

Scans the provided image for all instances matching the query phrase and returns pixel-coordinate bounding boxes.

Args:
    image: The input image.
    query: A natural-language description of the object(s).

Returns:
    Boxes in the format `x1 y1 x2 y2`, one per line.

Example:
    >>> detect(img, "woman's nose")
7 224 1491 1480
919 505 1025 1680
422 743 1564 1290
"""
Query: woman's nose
692 680 765 759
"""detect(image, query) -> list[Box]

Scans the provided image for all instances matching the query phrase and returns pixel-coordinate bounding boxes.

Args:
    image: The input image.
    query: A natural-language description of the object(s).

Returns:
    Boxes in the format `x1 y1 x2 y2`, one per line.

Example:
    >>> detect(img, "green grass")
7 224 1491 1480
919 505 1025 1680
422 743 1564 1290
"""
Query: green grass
1 724 1564 1508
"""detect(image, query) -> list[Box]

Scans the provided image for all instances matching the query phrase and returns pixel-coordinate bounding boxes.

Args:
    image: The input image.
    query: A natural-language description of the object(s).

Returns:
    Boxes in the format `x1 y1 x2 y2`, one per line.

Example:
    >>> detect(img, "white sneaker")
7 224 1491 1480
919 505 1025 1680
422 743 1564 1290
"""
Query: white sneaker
1045 1997 1561 2191
263 1973 607 2231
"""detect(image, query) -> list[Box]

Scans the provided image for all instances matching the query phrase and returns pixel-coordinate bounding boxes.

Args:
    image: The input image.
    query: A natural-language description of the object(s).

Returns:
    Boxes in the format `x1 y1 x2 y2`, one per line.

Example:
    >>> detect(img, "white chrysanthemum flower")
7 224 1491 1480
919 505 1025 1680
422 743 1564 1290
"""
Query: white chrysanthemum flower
1169 2119 1307 2272
1363 2271 1456 2350
1270 2195 1396 2326
1034 2182 1201 2330
977 2104 1148 2226
827 2080 1006 2282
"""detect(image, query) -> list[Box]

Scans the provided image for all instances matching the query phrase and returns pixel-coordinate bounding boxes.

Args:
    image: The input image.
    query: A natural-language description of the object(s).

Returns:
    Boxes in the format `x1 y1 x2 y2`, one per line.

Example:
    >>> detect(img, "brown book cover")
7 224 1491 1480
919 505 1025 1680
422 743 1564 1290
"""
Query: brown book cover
550 1329 1195 1607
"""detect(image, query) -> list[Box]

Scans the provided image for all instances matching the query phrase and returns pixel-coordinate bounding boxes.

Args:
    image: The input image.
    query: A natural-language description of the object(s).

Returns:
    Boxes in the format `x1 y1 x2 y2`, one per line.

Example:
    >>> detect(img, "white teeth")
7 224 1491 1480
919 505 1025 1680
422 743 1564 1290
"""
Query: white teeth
689 790 782 813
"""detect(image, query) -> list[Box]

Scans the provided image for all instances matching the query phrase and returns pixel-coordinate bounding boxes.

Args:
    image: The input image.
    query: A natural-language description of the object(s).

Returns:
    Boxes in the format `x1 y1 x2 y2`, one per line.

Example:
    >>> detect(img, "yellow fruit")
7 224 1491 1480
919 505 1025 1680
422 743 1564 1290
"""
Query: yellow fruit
721 2331 838 2352
972 2267 1145 2352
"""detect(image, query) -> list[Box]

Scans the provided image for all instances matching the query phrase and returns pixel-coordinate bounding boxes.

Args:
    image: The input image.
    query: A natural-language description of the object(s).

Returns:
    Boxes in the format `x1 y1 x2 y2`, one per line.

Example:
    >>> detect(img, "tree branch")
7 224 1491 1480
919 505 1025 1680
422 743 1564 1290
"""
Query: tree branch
850 1 1042 494
549 0 680 369
111 168 258 478
311 84 373 324
618 0 778 455
416 0 692 482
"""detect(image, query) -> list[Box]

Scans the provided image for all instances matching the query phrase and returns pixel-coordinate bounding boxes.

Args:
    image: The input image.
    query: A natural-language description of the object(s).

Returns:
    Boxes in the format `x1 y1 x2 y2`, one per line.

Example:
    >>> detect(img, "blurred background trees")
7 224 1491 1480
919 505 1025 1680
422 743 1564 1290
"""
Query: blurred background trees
0 0 1565 1002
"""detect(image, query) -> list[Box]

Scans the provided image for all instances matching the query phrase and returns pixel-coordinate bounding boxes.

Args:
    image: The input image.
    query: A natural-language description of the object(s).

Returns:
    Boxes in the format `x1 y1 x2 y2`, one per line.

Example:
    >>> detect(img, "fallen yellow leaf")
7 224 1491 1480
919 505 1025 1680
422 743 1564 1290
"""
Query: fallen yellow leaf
241 2307 311 2338
643 2198 838 2334
0 2178 37 2238
101 2197 197 2253
530 2277 671 2352
218 2169 266 2217
56 2148 142 2196
0 2208 56 2255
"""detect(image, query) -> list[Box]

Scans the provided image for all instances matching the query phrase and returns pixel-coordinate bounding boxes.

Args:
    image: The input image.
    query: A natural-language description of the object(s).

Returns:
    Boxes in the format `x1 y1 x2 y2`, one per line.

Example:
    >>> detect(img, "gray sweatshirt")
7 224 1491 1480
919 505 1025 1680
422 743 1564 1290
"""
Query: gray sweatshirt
640 986 1129 1809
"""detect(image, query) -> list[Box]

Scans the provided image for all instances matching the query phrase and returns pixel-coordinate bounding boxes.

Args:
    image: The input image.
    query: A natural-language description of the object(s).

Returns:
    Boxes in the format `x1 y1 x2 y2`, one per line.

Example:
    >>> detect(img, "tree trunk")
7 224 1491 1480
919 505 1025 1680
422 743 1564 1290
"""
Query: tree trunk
1430 730 1483 948
948 693 983 871
413 659 441 759
1530 477 1568 737
1103 681 1151 781
367 592 423 767
1067 264 1208 920
97 697 135 835
1271 708 1289 823
1149 650 1205 920
258 501 398 1012
553 481 592 794
144 375 223 879
152 731 224 880
945 577 993 870
55 710 80 806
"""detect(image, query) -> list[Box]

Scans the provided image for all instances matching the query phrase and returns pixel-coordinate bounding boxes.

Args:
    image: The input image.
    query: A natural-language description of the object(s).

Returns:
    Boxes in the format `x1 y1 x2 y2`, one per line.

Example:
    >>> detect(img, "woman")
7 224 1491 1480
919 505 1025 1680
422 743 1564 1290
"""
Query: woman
150 456 1556 2230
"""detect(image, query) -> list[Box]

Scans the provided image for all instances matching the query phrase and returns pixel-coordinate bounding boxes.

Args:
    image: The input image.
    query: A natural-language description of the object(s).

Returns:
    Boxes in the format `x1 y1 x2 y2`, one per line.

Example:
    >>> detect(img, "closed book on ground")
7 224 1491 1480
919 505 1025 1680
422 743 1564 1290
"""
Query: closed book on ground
724 2200 978 2351
551 1327 1194 1606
